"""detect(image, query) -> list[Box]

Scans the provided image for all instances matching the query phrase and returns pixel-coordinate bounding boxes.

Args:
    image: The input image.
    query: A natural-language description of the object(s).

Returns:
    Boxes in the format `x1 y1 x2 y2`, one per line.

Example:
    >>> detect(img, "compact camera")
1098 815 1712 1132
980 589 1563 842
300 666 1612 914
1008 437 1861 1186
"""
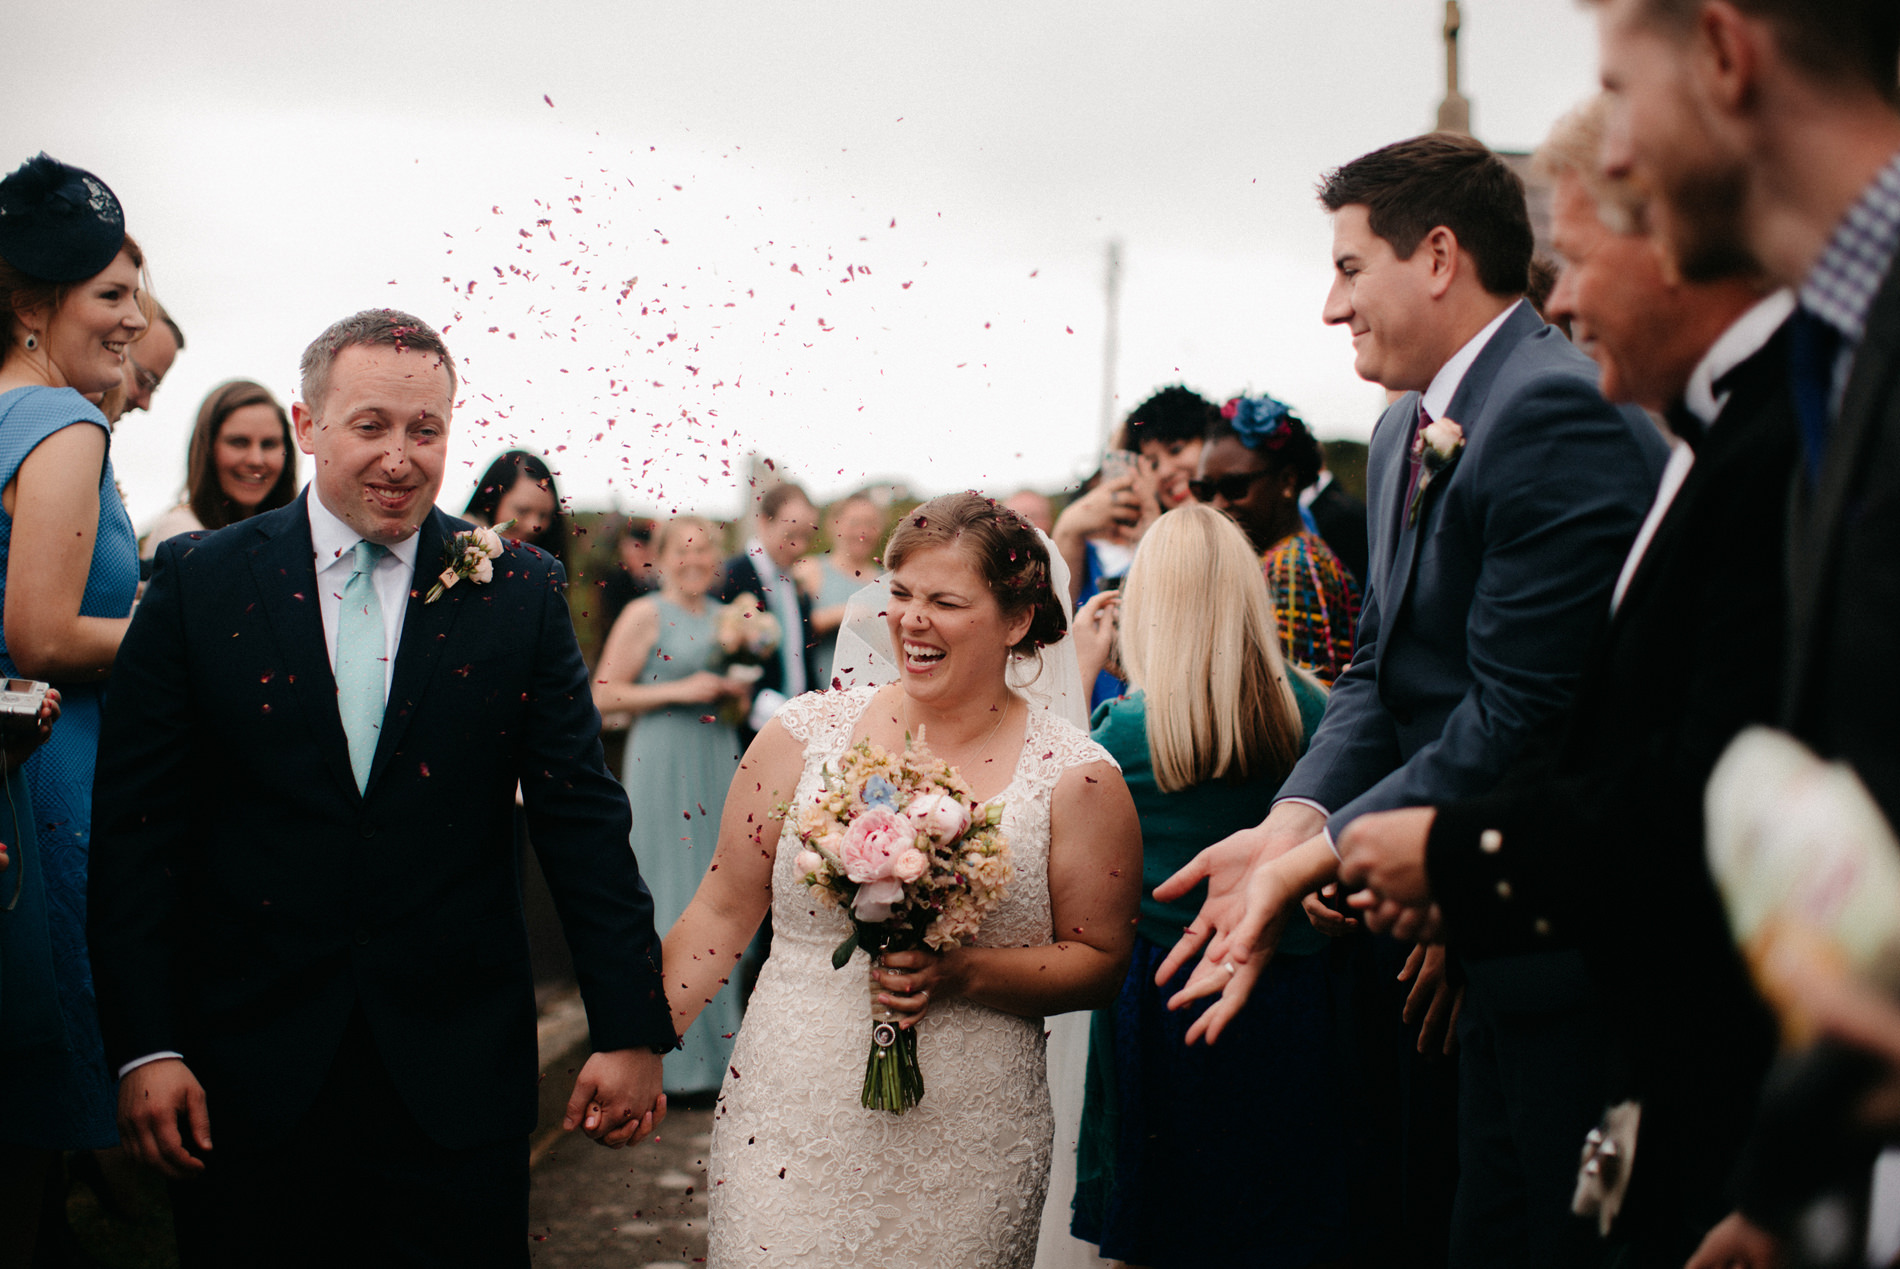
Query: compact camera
0 678 50 742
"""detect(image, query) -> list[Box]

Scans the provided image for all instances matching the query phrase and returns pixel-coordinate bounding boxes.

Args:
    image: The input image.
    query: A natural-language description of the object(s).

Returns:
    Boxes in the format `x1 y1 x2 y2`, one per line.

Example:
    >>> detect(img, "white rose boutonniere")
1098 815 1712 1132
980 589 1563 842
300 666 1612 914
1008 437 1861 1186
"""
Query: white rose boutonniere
1407 417 1466 527
425 520 512 603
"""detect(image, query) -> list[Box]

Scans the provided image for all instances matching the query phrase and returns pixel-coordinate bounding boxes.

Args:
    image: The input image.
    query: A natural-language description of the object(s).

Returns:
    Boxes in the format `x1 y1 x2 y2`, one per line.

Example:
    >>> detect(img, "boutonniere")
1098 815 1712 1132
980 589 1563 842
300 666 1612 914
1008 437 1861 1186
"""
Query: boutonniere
1407 417 1466 526
425 520 511 603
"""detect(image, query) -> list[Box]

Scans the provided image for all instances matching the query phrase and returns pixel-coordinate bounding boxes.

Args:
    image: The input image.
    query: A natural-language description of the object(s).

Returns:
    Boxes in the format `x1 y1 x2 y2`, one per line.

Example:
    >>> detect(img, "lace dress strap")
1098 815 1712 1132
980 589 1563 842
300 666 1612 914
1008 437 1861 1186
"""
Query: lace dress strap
1010 709 1119 804
774 685 877 750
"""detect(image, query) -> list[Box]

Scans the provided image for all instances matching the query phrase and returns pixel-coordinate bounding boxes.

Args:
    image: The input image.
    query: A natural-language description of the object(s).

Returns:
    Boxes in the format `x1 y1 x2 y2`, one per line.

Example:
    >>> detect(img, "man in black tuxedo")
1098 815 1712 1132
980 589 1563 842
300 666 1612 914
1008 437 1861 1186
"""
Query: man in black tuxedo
1588 0 1900 1261
1335 94 1796 1267
88 310 677 1266
717 480 819 733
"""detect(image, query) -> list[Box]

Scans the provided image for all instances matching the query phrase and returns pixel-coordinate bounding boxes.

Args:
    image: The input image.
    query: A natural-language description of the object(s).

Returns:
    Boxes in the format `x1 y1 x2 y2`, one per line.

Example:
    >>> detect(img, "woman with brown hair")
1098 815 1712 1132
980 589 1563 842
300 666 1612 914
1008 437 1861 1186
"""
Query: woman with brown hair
0 153 146 1266
668 491 1140 1267
140 378 297 555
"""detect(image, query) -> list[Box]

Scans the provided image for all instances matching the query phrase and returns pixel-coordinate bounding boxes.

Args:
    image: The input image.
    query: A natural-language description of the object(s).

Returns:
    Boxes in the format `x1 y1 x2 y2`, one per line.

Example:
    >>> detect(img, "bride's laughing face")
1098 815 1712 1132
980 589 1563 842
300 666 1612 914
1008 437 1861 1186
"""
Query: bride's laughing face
886 543 1032 707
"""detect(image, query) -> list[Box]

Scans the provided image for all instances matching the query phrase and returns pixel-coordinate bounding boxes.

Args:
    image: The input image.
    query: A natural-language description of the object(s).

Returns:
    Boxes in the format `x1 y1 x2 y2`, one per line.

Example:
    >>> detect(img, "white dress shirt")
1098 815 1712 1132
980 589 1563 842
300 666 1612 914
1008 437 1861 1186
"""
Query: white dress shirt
744 537 808 731
307 490 421 695
119 490 425 1078
1608 290 1795 616
1282 300 1527 848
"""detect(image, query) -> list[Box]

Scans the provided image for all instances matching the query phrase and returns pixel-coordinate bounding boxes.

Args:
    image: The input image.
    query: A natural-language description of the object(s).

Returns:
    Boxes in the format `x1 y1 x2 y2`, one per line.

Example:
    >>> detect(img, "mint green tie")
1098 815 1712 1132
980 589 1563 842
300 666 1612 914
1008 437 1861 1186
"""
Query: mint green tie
336 540 388 793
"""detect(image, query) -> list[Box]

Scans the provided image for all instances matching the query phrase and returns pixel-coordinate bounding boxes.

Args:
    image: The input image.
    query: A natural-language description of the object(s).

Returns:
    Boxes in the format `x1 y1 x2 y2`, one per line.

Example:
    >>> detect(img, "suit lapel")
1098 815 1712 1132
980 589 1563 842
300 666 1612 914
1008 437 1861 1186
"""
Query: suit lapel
1365 395 1414 609
366 510 463 795
1787 263 1900 713
1376 302 1541 658
1618 325 1791 625
246 493 360 802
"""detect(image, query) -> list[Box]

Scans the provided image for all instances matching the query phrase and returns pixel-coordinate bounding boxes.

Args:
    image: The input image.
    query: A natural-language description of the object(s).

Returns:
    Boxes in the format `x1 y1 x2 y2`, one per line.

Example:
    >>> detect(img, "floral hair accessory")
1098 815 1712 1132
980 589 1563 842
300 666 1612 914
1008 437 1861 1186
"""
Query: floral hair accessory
0 153 124 283
1223 395 1298 452
425 520 510 603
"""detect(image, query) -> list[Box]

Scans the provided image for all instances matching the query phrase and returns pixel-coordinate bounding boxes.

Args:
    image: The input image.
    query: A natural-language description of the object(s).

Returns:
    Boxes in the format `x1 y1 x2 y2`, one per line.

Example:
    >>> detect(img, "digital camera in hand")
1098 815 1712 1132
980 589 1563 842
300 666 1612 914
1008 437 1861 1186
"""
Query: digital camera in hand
0 678 50 741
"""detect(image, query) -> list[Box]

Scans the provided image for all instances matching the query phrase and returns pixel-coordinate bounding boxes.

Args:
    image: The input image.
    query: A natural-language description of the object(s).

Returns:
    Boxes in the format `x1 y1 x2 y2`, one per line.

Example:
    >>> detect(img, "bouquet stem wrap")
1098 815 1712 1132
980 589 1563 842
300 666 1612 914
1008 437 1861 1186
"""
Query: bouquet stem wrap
863 966 924 1112
787 733 1014 1117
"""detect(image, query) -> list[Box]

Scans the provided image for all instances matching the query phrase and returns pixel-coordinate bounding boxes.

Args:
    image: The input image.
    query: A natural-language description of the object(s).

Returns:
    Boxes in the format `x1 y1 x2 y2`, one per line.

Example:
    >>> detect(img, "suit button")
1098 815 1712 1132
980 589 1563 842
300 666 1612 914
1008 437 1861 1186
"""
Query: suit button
354 930 370 946
1392 708 1414 726
359 825 375 839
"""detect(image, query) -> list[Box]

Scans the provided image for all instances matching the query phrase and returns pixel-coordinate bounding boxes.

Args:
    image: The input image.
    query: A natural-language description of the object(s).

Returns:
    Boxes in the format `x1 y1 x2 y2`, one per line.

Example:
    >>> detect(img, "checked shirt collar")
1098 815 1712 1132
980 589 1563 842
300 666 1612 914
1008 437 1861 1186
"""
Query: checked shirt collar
1798 149 1900 360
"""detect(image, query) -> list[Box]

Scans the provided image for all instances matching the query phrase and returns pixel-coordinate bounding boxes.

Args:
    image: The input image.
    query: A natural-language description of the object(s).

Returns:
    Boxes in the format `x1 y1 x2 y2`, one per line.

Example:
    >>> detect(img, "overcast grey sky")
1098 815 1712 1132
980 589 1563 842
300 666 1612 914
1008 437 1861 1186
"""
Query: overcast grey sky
8 0 1604 525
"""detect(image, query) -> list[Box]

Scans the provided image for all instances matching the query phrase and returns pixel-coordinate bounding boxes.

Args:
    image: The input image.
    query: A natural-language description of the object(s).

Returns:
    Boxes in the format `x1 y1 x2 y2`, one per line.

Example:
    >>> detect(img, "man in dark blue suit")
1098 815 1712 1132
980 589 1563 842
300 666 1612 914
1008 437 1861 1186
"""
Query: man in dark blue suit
1158 134 1667 1266
88 310 677 1266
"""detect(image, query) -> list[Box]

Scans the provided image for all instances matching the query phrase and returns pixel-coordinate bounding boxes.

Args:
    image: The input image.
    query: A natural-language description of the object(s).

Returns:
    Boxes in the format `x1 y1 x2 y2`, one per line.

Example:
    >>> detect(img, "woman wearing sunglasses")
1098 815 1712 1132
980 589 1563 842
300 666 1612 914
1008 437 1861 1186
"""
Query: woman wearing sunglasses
1191 395 1360 684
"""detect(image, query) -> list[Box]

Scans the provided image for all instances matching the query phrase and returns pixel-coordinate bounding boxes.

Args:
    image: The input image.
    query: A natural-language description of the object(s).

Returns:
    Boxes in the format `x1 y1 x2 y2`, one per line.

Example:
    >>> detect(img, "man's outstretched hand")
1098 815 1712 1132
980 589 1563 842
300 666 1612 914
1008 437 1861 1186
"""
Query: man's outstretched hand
1153 802 1336 1044
119 1058 211 1178
564 1048 667 1148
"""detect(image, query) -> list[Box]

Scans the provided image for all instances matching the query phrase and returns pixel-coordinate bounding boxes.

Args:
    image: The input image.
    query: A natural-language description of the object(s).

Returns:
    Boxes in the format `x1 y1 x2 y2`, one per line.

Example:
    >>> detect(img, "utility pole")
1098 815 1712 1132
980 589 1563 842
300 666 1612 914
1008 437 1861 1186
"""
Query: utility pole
1436 1 1472 134
1099 238 1123 449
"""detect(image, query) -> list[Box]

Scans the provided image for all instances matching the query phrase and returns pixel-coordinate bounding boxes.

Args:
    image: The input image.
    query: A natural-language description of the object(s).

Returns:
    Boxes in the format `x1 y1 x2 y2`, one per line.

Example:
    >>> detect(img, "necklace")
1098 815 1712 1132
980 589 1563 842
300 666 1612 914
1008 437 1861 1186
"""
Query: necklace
905 692 1015 769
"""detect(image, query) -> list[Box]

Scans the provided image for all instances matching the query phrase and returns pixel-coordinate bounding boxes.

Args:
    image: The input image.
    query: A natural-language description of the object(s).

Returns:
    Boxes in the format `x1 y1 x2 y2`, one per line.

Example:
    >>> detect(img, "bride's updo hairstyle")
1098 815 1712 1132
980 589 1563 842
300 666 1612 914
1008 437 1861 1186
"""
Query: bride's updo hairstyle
884 491 1068 657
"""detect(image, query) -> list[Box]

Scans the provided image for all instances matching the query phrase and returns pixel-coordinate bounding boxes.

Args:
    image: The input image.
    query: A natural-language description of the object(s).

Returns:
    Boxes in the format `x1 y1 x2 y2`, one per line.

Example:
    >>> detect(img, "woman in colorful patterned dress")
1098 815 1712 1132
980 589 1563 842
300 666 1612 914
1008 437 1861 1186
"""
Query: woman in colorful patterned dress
1190 395 1360 684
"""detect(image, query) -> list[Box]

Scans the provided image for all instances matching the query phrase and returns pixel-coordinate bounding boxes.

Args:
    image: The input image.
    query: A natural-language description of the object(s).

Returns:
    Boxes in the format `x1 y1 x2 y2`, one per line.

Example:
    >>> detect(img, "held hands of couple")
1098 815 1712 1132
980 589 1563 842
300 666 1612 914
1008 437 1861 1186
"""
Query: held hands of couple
1152 802 1333 1045
563 1048 668 1149
118 1058 212 1179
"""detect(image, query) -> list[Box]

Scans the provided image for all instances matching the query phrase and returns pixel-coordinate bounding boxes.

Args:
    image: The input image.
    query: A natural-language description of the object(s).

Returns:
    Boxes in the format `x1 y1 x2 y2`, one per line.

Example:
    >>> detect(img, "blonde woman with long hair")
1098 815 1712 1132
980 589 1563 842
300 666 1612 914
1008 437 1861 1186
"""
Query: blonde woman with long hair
1070 503 1346 1269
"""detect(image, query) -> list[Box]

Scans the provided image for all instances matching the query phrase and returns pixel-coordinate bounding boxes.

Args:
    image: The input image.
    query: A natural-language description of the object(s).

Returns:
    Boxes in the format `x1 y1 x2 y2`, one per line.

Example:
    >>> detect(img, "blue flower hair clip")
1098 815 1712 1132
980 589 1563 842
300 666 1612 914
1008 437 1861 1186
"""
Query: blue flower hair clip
1222 395 1297 452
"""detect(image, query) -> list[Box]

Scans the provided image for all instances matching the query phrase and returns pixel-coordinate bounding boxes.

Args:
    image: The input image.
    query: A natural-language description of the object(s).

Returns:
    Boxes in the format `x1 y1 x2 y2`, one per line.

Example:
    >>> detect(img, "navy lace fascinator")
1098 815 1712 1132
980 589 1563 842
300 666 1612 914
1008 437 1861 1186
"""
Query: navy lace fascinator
0 154 125 283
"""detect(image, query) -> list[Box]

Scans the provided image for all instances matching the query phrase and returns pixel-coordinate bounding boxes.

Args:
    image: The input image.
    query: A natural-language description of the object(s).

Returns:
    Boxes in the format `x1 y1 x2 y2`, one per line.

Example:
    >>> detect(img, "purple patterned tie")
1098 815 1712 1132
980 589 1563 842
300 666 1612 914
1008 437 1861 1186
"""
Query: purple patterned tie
1399 402 1429 533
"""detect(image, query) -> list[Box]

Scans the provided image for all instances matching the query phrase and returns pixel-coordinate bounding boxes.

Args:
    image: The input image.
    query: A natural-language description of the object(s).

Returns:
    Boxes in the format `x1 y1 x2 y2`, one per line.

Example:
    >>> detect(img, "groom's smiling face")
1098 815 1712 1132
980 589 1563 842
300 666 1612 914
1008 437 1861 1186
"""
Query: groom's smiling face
294 343 452 545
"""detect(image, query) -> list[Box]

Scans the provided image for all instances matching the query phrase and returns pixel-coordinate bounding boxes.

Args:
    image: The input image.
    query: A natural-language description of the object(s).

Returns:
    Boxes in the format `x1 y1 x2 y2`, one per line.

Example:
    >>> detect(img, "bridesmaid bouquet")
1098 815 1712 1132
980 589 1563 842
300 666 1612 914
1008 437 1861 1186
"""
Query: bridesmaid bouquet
709 595 782 727
788 734 1013 1112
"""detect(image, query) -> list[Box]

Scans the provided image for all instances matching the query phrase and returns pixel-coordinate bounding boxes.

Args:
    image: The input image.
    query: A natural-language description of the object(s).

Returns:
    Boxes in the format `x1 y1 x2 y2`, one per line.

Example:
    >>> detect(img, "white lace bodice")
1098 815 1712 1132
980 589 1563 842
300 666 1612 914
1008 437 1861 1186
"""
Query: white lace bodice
706 686 1116 1269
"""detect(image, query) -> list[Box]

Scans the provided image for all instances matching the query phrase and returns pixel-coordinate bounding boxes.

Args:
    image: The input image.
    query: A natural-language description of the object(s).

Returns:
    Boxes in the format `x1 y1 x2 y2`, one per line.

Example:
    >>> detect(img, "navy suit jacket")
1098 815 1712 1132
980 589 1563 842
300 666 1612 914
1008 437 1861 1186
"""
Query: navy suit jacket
1279 301 1669 833
88 494 675 1149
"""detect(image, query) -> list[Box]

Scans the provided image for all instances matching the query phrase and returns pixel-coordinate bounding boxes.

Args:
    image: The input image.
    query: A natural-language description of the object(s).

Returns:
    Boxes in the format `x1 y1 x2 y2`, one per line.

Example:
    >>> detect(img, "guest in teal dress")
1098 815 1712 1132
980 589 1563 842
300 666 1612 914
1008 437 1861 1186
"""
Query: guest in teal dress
1071 503 1346 1269
593 515 754 1097
0 154 147 1261
797 492 884 690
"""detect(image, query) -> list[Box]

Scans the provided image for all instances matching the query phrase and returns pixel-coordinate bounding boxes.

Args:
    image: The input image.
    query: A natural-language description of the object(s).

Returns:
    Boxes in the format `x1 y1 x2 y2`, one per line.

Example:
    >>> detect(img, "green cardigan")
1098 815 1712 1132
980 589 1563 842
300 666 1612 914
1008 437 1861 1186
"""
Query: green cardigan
1089 674 1331 954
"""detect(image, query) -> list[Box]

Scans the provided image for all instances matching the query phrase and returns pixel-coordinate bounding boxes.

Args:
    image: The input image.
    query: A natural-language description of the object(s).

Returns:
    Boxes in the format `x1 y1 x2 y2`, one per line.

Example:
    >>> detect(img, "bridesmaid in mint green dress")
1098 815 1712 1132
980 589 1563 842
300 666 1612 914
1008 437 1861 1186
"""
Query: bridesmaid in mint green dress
593 515 752 1096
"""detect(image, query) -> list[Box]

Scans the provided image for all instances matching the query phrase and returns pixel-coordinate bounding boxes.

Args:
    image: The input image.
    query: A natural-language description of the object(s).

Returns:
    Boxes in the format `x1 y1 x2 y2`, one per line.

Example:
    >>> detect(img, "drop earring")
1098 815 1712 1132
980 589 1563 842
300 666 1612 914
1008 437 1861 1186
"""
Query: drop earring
23 332 38 351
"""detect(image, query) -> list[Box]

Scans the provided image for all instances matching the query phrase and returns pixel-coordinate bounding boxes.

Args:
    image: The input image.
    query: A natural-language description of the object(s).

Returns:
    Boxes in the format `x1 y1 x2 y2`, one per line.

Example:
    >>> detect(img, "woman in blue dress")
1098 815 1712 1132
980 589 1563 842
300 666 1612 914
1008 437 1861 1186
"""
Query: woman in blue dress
0 154 146 1261
592 515 754 1098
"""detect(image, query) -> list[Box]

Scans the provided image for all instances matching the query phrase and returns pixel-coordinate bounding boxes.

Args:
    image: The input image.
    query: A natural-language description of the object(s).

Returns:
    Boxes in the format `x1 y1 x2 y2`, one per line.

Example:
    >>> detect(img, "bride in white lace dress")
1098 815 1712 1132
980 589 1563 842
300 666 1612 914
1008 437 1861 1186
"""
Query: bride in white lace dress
661 493 1141 1268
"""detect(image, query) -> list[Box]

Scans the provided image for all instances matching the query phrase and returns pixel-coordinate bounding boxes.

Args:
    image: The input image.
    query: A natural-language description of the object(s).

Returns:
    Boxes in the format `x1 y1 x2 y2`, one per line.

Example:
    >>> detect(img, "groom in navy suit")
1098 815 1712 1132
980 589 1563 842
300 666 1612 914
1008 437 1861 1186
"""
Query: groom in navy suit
1159 134 1667 1266
88 310 677 1266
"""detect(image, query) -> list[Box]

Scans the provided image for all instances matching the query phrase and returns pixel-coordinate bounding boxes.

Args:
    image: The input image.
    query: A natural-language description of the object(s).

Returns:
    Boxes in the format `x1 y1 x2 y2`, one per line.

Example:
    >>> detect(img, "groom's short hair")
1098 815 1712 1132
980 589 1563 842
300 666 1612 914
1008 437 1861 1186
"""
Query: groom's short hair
1318 132 1534 299
299 309 459 414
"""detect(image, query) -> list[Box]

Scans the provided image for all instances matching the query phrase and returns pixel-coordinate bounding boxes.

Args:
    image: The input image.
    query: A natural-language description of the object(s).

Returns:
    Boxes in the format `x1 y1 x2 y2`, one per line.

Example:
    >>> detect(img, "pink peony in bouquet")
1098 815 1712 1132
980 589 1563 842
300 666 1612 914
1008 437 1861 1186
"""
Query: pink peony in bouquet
787 733 1012 1111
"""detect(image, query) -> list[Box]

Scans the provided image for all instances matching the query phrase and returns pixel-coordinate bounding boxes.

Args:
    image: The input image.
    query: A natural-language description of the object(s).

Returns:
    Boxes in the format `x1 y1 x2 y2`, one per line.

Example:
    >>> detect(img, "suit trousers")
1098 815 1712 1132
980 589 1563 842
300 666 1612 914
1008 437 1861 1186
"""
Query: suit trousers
169 1009 530 1268
1450 950 1610 1268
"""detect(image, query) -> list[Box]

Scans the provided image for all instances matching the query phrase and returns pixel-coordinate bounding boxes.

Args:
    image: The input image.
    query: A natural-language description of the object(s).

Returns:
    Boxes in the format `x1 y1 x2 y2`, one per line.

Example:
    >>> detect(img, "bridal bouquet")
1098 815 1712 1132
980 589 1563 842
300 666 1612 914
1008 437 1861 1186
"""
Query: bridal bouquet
709 595 782 726
788 734 1012 1112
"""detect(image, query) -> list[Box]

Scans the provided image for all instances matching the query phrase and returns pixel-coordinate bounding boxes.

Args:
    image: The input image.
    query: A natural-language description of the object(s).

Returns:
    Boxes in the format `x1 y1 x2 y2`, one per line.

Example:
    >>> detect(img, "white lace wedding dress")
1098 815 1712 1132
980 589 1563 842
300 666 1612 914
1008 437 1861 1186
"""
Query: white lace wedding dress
706 685 1116 1268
